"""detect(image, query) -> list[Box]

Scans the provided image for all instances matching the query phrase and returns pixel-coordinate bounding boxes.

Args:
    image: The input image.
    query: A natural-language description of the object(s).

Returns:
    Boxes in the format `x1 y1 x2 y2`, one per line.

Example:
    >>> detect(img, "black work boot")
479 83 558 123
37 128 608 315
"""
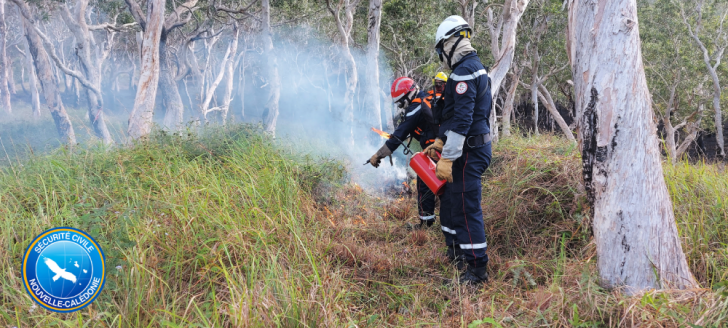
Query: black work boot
446 246 466 271
404 220 434 231
459 262 489 285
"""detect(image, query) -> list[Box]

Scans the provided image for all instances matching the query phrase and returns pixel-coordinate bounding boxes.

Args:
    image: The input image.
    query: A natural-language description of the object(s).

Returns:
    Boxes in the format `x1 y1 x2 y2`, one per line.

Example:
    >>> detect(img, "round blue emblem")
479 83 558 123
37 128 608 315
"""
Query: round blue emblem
23 227 106 313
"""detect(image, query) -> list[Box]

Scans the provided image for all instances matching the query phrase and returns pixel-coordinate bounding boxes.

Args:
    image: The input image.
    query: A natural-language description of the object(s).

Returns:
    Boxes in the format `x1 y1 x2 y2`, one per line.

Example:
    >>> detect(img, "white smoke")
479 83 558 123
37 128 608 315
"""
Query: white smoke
238 25 411 192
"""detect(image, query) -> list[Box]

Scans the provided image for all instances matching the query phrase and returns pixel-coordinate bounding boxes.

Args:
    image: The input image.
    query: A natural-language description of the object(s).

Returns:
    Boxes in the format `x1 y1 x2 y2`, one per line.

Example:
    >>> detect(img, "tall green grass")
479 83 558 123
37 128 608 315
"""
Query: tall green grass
665 161 728 286
0 125 346 327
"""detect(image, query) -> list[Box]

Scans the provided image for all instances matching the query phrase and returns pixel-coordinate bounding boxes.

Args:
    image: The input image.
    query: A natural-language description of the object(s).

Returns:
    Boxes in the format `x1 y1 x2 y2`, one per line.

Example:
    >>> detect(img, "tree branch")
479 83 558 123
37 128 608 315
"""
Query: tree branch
10 0 102 98
124 0 147 30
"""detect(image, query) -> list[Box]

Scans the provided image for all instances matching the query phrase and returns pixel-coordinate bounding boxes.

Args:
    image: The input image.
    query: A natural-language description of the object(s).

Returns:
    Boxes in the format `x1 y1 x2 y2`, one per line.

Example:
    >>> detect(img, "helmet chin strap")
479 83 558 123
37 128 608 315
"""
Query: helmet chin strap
442 36 464 69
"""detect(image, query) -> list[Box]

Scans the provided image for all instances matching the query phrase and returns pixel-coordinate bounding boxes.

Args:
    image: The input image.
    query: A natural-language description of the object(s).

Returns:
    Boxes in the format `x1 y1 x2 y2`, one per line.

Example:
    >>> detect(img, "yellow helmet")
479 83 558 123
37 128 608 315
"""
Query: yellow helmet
433 72 448 84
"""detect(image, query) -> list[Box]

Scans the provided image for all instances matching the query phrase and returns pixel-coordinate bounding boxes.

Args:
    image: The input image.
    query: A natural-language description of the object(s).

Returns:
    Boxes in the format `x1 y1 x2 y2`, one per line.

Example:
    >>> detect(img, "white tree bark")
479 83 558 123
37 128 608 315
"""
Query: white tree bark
530 59 539 135
680 2 725 158
21 25 40 117
0 0 11 114
485 0 531 143
538 84 575 142
219 30 239 124
675 105 704 160
366 0 382 130
58 0 112 144
261 0 281 135
14 1 76 144
567 0 698 292
200 26 238 122
127 0 165 140
327 0 361 143
236 48 247 119
125 0 198 132
487 0 531 100
662 78 704 163
501 68 521 137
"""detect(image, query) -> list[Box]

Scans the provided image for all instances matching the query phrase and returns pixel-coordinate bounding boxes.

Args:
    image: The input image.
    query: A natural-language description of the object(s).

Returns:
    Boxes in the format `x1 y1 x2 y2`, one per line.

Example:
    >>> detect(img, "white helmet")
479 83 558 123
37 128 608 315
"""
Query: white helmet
435 15 471 49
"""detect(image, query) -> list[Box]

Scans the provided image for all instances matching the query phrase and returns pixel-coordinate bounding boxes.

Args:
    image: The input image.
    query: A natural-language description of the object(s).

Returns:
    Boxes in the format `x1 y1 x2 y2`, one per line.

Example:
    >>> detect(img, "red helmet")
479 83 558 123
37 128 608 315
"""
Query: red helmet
391 77 416 102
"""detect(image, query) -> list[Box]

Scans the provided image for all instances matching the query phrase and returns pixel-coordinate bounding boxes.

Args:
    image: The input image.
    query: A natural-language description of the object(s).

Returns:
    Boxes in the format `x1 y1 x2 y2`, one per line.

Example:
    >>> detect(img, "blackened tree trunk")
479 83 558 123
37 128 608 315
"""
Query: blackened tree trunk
567 0 697 293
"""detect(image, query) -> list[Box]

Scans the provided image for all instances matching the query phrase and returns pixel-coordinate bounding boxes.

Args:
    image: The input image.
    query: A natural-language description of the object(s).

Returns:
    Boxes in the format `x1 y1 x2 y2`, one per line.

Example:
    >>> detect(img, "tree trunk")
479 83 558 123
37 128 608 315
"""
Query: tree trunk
237 52 246 119
128 0 165 140
199 30 235 121
366 0 382 130
59 0 112 144
341 48 357 142
21 28 41 118
220 27 239 124
682 7 726 159
710 81 724 158
0 0 11 114
261 0 281 135
538 84 575 142
20 11 76 144
531 80 539 135
488 0 531 99
382 89 394 131
502 70 520 137
485 0 530 143
160 35 185 131
567 0 697 293
327 0 360 143
675 105 704 159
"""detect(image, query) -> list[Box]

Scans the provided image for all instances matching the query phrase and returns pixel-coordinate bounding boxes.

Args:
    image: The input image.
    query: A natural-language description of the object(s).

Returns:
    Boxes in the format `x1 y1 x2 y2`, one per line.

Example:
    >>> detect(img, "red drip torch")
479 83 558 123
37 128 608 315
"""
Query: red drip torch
409 152 446 195
367 127 446 195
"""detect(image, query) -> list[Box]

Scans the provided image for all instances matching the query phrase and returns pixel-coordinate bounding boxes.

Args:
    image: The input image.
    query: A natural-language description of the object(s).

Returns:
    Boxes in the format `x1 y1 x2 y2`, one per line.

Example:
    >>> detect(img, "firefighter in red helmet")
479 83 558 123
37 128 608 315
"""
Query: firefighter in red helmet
369 77 453 237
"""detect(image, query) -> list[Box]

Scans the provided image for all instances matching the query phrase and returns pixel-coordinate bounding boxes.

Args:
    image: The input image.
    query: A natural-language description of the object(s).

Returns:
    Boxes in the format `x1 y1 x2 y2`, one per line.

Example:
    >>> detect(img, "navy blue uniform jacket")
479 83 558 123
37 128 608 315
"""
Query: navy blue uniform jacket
438 52 491 138
385 91 438 151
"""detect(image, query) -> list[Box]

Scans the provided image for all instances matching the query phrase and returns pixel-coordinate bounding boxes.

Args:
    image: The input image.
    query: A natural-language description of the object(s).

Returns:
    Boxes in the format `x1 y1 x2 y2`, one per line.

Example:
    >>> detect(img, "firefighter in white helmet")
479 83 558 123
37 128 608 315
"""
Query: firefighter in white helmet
424 15 493 285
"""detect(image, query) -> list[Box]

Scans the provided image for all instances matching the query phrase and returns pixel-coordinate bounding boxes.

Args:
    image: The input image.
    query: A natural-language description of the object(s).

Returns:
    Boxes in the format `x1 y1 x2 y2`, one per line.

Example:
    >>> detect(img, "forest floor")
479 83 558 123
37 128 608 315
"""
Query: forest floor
1 125 727 327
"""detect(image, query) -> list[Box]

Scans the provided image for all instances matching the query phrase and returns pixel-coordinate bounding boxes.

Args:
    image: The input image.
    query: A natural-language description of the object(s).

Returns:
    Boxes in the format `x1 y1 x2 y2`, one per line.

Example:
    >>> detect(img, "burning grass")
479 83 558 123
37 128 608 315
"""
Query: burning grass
0 128 726 327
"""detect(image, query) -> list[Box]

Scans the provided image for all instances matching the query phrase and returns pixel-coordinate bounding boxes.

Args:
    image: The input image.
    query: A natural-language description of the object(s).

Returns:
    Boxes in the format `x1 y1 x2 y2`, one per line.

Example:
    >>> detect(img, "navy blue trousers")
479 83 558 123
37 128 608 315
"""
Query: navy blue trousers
416 176 457 246
416 176 436 222
447 142 491 267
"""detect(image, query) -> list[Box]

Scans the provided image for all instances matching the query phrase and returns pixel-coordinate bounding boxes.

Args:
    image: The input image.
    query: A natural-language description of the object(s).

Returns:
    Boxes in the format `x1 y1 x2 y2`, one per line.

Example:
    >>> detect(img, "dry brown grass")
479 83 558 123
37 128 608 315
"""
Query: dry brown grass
307 133 728 327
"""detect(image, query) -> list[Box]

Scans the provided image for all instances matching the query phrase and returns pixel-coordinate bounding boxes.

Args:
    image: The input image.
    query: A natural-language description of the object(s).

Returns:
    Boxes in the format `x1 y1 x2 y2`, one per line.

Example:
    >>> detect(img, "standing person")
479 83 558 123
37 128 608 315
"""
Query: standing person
424 15 492 285
369 78 448 237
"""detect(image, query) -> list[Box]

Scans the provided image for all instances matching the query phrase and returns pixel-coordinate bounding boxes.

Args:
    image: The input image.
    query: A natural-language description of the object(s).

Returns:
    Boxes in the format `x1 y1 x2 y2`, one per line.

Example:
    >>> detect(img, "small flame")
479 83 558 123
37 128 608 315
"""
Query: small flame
371 127 391 139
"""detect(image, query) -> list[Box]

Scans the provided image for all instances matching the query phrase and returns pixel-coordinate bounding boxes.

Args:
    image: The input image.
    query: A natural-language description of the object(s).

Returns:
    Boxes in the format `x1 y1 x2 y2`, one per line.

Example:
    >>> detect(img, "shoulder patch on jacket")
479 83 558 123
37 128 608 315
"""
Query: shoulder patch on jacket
455 82 468 94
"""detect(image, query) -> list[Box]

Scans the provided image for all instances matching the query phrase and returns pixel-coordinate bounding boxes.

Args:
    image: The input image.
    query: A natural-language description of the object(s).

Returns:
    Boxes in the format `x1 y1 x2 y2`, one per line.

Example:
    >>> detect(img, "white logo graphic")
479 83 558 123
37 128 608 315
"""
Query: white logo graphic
44 257 78 283
455 82 468 94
